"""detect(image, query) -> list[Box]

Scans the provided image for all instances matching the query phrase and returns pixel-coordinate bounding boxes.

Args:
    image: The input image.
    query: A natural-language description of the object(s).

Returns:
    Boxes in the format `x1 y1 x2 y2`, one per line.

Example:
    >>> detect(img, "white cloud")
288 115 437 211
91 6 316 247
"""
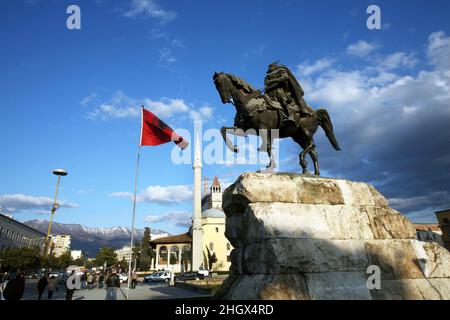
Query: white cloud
144 97 189 118
347 40 379 57
242 44 266 59
83 91 190 120
378 52 418 70
297 58 334 77
138 185 192 204
144 211 191 227
111 185 192 205
80 93 98 107
293 31 450 221
0 194 78 213
427 31 450 69
76 189 95 195
190 106 213 122
124 0 177 24
159 47 176 64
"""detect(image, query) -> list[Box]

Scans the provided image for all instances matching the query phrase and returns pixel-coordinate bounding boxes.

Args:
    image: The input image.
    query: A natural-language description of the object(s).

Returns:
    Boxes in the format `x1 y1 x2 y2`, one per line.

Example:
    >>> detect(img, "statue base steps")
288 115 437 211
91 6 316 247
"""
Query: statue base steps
215 172 450 300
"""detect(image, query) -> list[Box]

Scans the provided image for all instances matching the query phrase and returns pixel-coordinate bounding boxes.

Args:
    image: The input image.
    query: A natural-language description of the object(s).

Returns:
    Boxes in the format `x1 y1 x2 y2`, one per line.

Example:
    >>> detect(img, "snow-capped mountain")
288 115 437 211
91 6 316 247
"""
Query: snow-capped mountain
23 219 170 257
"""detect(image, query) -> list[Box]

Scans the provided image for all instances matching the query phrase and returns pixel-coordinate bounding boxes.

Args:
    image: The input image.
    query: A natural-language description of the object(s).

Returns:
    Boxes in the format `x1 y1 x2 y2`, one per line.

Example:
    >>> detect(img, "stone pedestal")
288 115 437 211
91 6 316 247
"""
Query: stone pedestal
215 172 450 300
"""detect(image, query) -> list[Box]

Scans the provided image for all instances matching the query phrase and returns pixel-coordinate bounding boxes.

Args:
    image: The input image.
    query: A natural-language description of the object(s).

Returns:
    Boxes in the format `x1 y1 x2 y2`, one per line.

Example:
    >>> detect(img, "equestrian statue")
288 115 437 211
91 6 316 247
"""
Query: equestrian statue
213 61 341 175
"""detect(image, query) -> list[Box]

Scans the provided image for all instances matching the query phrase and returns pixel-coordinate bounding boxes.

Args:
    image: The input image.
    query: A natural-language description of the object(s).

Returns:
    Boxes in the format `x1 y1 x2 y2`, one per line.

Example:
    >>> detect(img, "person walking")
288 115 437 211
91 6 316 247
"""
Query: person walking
131 271 138 289
87 273 93 290
47 275 57 299
3 272 25 301
98 272 105 289
0 273 9 301
65 271 76 300
105 269 120 300
37 274 48 300
80 272 87 289
92 273 97 289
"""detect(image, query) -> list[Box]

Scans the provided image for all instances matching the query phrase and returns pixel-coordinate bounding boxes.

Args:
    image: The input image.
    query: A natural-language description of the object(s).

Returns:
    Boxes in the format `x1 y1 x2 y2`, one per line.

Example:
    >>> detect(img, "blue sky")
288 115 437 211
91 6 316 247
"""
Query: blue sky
1 0 450 234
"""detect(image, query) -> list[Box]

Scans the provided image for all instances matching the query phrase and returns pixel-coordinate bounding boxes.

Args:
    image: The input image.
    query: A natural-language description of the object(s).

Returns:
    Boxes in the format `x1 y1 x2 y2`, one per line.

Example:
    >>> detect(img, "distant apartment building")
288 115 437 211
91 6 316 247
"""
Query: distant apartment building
414 223 443 246
436 209 450 251
115 246 132 262
50 235 71 257
70 250 86 260
0 213 46 251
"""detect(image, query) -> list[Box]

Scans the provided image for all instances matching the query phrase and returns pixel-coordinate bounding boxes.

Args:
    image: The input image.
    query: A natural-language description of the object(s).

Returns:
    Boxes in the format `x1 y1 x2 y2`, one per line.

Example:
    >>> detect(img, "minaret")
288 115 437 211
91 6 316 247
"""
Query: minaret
192 131 204 271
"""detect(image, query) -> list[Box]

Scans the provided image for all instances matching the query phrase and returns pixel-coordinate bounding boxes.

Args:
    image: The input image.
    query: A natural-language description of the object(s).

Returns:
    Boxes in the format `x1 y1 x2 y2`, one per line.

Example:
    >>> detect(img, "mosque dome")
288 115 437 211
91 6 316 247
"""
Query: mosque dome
201 208 225 219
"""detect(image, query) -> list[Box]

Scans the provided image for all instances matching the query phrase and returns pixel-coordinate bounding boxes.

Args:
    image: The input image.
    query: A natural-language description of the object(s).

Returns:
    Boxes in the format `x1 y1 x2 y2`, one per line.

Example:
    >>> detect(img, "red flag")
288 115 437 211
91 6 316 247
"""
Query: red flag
140 107 188 149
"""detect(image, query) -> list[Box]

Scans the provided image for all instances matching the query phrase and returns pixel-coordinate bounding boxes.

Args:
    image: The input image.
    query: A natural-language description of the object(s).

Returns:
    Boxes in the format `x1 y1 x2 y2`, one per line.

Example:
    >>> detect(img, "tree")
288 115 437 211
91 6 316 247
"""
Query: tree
73 258 85 266
142 227 151 255
0 247 41 272
95 247 117 268
119 258 129 272
57 252 73 269
132 241 141 270
138 227 154 271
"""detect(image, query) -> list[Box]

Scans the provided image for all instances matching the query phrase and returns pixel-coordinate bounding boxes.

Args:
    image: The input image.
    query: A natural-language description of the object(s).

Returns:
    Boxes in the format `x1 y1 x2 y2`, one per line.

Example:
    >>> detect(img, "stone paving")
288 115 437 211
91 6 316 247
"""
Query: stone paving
22 279 211 300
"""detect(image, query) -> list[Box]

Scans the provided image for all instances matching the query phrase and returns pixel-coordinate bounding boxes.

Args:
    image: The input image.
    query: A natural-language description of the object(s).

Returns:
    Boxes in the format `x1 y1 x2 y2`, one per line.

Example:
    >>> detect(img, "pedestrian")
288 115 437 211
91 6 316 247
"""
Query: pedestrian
47 275 57 299
105 269 120 300
65 271 76 300
92 273 97 289
131 271 138 289
87 273 93 290
81 272 87 289
37 274 48 300
0 273 9 301
98 272 104 289
3 272 25 301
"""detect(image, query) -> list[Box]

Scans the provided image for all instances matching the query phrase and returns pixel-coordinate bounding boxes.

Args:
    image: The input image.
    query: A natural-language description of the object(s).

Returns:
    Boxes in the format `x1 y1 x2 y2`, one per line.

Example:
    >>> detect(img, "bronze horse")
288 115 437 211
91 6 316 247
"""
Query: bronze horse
213 72 341 175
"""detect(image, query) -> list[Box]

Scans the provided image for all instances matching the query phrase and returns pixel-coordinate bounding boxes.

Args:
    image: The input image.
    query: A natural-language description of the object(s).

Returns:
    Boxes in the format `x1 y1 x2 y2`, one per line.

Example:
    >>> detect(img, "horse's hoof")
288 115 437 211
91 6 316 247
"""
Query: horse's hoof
233 146 239 153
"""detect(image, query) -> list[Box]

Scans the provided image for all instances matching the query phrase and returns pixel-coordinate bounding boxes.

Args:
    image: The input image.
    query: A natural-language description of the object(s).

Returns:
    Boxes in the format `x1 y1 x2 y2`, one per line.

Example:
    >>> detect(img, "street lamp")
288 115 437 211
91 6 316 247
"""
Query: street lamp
44 169 68 255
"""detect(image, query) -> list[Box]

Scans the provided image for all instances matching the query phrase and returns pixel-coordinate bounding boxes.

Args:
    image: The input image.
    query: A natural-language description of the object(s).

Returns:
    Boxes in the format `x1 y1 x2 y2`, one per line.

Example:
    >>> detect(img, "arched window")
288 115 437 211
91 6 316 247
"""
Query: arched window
209 242 214 251
159 246 168 265
226 243 231 251
181 245 191 271
170 246 179 265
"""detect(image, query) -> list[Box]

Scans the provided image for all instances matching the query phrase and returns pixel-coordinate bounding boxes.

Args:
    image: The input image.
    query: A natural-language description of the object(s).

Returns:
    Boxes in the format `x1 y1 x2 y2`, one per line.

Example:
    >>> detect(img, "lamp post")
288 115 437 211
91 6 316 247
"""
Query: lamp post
44 169 68 256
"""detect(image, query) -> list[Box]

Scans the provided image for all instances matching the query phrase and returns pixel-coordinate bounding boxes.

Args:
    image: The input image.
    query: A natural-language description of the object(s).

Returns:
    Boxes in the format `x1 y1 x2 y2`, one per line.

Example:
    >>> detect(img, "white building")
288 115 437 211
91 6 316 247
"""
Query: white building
0 213 46 251
50 235 71 257
70 250 85 260
115 246 132 262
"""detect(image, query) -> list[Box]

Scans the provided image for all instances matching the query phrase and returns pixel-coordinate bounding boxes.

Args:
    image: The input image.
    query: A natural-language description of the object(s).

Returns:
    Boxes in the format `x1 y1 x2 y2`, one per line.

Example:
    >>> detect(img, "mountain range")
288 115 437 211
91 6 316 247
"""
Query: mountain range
23 219 170 257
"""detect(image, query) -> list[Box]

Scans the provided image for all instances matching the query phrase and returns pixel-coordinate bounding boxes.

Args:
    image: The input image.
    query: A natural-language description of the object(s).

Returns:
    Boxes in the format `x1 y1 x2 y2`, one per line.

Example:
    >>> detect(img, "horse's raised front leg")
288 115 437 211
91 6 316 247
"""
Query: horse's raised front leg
221 126 240 153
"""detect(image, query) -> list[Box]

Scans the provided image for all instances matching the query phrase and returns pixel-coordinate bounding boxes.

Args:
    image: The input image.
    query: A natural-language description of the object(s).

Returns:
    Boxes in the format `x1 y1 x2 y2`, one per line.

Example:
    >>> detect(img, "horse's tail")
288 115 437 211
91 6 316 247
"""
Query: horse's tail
316 109 341 151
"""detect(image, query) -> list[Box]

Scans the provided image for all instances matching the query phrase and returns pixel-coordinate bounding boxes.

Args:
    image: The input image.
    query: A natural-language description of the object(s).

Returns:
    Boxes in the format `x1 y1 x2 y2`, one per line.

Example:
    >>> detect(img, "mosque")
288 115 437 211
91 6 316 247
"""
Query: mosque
150 170 232 273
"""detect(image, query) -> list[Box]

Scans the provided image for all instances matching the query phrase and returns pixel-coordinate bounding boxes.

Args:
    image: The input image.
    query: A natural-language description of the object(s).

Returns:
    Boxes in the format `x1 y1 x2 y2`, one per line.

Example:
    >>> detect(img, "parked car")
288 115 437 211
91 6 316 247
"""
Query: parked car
175 271 205 281
119 273 128 283
197 268 209 277
143 271 171 283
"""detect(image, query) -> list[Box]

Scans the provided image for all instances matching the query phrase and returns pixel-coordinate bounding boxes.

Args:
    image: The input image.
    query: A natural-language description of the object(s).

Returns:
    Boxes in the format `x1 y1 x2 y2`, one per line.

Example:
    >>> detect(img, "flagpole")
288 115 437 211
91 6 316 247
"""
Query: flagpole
126 106 144 300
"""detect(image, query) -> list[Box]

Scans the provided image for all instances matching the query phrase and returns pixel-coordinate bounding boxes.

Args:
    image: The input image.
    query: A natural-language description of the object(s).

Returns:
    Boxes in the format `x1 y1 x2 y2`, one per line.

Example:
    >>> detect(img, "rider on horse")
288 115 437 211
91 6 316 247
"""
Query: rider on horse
264 62 314 126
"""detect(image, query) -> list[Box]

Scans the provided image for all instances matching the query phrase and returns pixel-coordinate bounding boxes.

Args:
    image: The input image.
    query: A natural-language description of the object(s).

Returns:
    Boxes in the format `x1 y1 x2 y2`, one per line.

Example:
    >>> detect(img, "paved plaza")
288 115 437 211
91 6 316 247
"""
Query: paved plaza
21 279 211 300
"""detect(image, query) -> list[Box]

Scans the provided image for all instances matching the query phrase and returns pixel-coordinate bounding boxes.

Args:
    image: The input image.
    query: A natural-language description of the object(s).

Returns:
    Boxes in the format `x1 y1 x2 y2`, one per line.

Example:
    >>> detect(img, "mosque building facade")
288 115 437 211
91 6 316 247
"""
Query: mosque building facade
150 176 232 273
